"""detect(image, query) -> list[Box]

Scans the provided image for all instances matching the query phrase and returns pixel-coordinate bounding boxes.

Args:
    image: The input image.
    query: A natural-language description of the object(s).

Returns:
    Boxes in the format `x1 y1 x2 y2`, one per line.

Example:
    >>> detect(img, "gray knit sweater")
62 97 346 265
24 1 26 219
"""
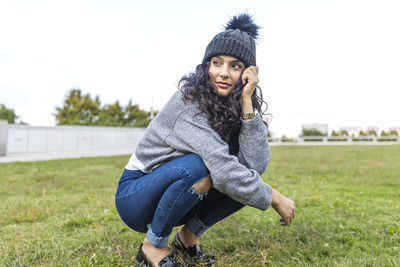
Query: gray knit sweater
125 90 272 210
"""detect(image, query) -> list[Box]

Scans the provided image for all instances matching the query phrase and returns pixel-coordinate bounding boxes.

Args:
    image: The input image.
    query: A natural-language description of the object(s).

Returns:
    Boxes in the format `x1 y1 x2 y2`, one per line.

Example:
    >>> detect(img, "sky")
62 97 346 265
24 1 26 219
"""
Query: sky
0 0 399 137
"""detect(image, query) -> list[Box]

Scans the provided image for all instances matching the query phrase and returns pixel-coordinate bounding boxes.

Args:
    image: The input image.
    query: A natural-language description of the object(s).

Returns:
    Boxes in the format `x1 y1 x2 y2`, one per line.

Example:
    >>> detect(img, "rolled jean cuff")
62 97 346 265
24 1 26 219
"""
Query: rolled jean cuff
146 224 169 248
186 214 210 236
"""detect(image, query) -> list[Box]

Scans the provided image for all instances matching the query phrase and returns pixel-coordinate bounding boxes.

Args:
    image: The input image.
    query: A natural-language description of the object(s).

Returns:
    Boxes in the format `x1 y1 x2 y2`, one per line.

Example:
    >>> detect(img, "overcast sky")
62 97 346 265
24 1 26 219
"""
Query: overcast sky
1 0 399 137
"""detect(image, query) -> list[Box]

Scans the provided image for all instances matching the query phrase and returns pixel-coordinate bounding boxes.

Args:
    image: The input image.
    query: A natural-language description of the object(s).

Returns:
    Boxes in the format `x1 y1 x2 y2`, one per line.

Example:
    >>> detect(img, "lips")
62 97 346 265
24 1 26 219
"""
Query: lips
216 82 232 89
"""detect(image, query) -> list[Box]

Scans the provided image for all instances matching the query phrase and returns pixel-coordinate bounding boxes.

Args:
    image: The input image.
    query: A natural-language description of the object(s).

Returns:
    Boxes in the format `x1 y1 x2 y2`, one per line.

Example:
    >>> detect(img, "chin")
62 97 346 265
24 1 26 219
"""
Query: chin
217 91 228 97
217 89 232 97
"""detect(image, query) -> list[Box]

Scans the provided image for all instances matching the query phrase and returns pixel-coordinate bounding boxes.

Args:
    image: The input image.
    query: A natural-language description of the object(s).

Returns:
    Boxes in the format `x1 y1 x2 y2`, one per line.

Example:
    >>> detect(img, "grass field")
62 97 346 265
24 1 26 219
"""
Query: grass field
1 145 399 266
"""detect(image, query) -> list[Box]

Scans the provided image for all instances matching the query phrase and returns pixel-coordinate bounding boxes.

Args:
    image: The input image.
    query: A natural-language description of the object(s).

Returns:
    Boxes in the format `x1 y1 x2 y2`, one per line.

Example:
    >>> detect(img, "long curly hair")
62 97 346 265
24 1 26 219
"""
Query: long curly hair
179 61 268 155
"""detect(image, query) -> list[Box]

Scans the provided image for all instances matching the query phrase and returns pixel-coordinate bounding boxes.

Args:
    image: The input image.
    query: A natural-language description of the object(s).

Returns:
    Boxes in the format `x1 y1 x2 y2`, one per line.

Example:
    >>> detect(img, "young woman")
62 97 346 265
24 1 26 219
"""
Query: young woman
115 13 296 267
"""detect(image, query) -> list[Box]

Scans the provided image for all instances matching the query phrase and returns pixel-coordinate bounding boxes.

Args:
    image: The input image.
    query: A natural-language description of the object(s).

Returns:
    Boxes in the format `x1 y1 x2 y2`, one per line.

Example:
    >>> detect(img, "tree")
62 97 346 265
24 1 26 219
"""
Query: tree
54 88 155 127
55 89 101 125
97 100 125 127
380 130 389 137
124 100 152 127
0 104 17 123
302 128 326 136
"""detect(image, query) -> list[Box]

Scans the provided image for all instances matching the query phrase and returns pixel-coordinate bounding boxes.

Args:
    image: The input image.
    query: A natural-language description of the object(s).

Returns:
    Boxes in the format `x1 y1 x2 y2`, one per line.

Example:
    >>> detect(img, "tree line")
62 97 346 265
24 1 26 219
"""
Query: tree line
0 104 26 124
54 89 156 127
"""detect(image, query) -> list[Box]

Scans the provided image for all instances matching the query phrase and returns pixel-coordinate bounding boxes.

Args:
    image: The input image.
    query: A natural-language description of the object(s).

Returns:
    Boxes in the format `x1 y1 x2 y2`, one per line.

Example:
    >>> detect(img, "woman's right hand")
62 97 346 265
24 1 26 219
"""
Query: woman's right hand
271 188 296 226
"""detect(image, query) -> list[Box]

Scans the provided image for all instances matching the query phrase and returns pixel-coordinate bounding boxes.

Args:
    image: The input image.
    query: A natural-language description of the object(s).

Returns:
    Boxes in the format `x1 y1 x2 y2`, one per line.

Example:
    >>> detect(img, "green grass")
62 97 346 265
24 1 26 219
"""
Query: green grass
1 145 399 266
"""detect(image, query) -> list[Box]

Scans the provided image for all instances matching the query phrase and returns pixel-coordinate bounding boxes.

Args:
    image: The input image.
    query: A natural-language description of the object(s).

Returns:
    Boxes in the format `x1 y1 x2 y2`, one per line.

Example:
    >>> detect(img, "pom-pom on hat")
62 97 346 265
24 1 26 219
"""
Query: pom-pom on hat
203 13 260 67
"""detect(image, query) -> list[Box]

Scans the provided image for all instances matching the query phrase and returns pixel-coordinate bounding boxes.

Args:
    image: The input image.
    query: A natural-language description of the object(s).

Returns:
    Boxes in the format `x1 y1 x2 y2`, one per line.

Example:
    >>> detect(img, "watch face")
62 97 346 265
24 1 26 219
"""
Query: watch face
242 113 256 119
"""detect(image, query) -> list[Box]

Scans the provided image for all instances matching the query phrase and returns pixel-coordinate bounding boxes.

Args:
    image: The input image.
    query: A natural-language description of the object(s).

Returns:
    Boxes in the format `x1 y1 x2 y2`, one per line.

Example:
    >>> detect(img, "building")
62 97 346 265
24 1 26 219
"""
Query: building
366 126 379 133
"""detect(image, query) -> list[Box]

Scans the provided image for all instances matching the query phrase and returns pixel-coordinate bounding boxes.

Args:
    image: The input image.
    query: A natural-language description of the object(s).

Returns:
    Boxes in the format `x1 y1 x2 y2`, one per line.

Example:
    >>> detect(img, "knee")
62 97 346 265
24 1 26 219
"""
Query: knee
184 154 209 178
193 176 213 194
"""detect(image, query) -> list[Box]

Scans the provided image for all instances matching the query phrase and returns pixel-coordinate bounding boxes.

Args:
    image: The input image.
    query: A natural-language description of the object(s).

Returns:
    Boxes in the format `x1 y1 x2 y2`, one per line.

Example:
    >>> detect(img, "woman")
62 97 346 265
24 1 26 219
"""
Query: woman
115 13 296 267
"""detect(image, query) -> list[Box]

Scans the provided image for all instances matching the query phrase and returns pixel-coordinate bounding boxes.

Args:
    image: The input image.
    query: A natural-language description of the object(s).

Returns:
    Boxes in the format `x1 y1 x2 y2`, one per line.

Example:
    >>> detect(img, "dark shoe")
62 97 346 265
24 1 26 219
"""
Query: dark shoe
172 233 216 266
135 243 184 267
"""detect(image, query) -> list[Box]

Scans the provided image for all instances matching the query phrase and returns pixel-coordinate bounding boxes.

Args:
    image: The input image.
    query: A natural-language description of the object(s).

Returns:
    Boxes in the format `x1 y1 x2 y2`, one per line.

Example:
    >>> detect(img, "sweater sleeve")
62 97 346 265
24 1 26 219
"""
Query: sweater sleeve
237 113 272 175
166 110 272 210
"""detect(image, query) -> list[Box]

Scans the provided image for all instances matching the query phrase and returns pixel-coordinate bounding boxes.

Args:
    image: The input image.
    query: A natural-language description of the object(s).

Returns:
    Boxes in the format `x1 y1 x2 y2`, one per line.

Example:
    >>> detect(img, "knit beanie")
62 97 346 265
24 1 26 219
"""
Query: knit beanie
203 13 260 67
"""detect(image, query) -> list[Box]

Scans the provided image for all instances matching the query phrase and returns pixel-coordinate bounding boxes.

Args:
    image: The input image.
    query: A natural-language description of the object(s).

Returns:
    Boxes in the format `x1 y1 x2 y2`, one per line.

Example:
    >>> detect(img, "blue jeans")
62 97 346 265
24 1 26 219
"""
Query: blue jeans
115 154 244 248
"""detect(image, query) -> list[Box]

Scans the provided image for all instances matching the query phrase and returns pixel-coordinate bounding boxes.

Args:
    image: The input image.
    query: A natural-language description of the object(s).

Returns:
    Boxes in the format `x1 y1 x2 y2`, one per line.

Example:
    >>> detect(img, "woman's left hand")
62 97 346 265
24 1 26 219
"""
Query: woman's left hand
271 189 296 226
241 66 259 99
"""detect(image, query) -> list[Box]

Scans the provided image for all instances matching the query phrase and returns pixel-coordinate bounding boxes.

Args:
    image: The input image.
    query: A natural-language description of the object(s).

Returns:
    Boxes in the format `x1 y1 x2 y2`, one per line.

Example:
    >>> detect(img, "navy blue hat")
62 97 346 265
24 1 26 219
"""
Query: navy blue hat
203 13 260 67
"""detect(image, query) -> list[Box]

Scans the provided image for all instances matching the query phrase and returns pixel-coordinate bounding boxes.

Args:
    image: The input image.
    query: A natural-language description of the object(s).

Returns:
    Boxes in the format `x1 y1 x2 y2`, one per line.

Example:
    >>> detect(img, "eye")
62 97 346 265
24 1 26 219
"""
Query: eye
212 60 221 66
232 63 244 70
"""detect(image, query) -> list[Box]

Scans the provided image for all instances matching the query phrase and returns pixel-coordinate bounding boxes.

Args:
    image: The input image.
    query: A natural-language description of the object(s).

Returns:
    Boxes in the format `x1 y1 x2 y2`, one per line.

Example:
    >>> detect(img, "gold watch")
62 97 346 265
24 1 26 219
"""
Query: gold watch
241 112 256 120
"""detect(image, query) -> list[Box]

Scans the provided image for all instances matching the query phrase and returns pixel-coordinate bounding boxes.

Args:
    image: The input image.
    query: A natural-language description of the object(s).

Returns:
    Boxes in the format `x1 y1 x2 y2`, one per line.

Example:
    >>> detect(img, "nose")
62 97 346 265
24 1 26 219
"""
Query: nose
219 64 229 79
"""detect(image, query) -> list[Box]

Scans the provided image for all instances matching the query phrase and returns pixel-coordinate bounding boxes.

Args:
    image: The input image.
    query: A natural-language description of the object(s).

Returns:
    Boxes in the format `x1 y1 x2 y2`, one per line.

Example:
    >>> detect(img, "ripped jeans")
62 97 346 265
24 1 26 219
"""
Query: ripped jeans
115 154 244 248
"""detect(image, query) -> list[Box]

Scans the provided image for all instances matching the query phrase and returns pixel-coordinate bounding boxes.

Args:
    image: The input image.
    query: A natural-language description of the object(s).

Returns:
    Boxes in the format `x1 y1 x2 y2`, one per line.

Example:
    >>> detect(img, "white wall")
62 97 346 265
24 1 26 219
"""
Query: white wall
0 120 7 156
6 125 145 154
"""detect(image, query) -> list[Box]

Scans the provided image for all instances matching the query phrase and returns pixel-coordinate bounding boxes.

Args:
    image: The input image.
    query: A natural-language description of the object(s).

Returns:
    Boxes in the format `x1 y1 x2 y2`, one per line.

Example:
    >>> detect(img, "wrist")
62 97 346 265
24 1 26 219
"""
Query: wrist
240 95 252 103
240 96 253 112
241 112 256 120
271 189 280 207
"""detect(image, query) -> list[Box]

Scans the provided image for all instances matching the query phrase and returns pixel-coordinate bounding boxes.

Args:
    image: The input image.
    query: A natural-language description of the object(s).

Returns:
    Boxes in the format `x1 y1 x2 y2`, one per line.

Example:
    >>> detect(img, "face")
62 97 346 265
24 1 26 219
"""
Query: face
208 55 245 97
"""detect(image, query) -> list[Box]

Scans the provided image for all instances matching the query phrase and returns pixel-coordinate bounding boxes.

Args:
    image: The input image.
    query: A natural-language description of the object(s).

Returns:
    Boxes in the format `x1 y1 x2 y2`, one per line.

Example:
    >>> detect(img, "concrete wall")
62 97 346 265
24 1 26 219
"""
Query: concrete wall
6 124 146 154
0 120 8 156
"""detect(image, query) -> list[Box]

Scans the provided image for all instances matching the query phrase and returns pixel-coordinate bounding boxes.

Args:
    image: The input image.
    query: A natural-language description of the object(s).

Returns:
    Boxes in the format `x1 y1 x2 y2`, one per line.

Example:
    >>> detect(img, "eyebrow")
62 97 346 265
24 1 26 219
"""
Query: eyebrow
216 56 244 64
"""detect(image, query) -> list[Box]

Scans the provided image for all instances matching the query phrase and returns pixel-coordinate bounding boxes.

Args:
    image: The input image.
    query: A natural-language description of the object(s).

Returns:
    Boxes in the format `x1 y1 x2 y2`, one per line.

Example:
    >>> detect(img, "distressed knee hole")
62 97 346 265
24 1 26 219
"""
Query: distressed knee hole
193 176 213 194
190 176 213 200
